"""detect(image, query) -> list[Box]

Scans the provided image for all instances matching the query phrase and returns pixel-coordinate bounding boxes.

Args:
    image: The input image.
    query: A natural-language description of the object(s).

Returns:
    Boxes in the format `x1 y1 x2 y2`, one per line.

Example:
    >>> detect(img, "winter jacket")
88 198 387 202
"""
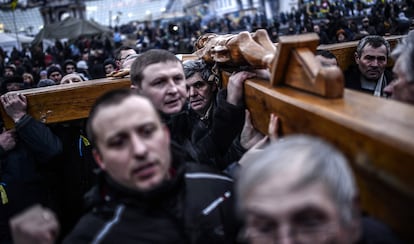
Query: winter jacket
0 115 62 241
63 163 239 244
164 89 245 170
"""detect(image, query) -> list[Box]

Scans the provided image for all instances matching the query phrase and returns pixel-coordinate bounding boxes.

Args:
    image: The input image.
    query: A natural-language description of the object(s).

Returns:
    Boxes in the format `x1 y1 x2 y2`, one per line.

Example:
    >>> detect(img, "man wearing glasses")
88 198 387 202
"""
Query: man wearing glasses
115 46 137 70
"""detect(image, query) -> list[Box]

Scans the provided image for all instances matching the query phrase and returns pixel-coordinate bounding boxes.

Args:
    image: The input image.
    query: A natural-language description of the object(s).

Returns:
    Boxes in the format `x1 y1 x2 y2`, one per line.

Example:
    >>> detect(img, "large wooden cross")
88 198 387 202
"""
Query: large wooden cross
0 33 412 242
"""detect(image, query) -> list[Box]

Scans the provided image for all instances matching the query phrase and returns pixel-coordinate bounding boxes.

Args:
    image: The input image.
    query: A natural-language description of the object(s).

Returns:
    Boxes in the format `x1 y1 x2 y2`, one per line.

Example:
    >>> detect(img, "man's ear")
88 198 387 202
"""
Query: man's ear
92 148 106 171
354 52 360 65
131 84 138 90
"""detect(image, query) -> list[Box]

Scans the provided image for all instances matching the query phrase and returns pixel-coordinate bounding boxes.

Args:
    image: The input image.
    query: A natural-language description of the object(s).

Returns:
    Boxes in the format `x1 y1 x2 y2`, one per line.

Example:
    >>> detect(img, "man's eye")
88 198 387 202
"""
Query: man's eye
152 80 165 87
174 76 185 84
139 125 156 138
256 221 276 234
108 137 126 148
194 81 206 89
293 211 327 230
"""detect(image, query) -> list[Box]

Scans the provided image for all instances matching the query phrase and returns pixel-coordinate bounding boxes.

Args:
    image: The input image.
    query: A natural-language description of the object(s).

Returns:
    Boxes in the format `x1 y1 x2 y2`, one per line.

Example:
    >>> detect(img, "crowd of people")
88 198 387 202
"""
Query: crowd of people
0 28 412 242
0 1 413 243
0 0 413 91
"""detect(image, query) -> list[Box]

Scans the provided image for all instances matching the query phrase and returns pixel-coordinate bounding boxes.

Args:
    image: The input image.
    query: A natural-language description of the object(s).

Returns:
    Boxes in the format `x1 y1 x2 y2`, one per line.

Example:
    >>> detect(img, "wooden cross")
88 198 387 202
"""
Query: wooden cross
0 33 412 241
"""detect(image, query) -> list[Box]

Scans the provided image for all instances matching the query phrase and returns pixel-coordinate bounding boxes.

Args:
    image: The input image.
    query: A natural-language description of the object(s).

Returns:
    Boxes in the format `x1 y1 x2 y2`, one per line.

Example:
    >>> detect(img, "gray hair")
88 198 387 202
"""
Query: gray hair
356 35 391 57
237 135 358 227
391 30 414 83
183 59 214 83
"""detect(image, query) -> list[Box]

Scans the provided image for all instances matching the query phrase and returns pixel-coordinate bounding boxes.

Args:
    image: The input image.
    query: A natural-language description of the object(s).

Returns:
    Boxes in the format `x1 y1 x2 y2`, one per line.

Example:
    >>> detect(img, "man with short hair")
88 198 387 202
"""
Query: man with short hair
115 46 137 70
63 89 238 243
130 49 256 170
344 35 392 97
183 59 218 122
237 135 401 244
383 30 414 104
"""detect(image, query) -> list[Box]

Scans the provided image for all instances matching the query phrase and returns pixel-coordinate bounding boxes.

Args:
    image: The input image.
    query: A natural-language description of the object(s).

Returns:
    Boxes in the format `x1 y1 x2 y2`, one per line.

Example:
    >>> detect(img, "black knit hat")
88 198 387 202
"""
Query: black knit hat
103 58 116 67
63 59 76 68
3 75 23 85
47 66 62 78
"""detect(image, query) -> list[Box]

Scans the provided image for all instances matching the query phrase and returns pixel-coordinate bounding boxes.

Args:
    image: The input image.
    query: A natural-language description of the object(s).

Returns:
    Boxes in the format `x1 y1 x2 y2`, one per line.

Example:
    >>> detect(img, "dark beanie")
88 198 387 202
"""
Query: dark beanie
47 66 62 78
3 76 23 85
103 58 116 67
63 59 76 68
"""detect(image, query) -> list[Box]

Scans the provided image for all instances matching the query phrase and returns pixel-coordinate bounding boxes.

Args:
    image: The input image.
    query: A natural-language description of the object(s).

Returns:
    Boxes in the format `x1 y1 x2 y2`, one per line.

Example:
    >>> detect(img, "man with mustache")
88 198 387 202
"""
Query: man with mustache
344 35 392 97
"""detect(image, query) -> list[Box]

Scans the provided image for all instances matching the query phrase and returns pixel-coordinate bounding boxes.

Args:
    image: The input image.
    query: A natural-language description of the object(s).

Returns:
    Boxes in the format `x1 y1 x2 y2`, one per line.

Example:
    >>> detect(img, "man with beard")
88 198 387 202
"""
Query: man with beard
344 35 392 97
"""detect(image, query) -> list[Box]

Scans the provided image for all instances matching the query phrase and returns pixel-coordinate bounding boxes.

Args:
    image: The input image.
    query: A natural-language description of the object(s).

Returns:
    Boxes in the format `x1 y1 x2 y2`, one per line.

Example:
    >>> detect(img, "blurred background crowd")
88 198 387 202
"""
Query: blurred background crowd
0 0 413 90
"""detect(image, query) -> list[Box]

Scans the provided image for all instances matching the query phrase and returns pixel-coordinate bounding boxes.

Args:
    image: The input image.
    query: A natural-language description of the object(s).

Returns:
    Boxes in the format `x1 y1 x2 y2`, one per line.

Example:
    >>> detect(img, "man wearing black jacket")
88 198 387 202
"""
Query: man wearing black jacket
344 35 392 97
63 89 239 243
130 49 260 170
0 93 62 242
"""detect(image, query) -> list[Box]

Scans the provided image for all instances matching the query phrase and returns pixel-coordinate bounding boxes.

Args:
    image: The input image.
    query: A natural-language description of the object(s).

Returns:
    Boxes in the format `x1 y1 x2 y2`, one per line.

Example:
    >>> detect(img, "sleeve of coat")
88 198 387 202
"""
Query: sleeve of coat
15 115 63 162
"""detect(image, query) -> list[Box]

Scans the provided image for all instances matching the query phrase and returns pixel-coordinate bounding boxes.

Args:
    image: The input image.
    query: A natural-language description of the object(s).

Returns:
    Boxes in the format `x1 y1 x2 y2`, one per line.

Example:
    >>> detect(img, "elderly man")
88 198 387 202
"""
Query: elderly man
183 60 218 131
344 35 392 97
62 89 238 243
383 30 414 104
237 135 401 244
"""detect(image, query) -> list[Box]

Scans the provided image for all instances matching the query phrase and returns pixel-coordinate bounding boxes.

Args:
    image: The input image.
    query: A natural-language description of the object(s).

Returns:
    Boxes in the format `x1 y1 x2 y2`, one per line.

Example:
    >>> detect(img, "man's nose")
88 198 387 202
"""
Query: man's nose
166 80 178 94
274 224 294 244
131 134 148 157
188 86 197 97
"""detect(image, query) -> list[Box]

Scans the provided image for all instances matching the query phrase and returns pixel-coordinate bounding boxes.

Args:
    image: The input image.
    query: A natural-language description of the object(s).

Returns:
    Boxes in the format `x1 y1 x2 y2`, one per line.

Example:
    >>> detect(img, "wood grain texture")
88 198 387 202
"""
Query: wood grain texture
0 78 131 128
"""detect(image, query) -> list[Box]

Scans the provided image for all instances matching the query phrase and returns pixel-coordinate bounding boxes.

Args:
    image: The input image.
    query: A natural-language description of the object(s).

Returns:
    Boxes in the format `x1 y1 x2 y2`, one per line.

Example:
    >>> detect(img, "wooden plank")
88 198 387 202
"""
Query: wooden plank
0 77 131 129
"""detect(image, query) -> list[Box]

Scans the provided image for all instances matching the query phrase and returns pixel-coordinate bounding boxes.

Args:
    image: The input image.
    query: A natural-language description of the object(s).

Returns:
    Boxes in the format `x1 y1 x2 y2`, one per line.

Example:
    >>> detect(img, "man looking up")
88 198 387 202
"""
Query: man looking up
63 89 238 243
344 35 392 97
